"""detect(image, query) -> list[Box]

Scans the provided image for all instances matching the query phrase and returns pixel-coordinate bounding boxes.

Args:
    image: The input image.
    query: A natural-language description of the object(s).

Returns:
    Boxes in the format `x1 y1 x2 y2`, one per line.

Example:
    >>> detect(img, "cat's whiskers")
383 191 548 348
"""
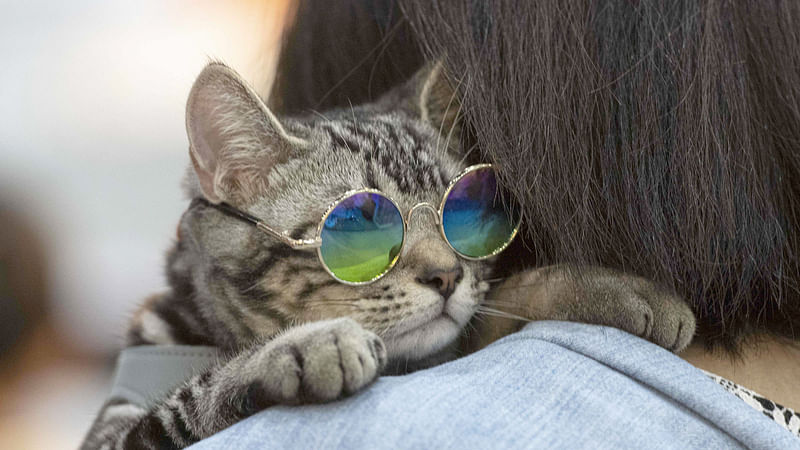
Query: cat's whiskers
475 306 532 323
466 318 479 333
455 142 481 169
376 320 397 337
466 313 486 331
309 109 331 122
478 276 510 284
477 280 553 292
375 302 431 337
241 280 265 294
304 300 362 309
348 98 357 125
480 298 526 306
479 300 530 317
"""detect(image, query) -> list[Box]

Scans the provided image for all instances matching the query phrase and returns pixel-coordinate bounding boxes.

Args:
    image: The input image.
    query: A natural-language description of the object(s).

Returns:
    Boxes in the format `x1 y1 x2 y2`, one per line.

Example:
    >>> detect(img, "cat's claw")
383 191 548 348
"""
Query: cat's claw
634 285 696 352
575 273 696 353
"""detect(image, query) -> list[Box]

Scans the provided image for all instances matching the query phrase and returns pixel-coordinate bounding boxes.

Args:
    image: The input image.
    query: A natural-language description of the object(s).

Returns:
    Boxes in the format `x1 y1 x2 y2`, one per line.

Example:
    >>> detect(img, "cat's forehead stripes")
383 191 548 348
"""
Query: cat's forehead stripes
315 114 452 198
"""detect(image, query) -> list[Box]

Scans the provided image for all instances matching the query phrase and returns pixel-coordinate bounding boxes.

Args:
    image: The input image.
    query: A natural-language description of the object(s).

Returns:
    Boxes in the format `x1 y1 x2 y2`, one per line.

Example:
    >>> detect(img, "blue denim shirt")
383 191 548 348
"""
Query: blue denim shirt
190 321 799 449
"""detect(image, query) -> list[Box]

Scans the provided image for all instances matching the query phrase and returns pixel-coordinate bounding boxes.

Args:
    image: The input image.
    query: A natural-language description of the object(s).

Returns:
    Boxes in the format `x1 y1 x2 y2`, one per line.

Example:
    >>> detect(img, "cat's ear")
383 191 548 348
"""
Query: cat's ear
409 62 462 141
186 62 307 205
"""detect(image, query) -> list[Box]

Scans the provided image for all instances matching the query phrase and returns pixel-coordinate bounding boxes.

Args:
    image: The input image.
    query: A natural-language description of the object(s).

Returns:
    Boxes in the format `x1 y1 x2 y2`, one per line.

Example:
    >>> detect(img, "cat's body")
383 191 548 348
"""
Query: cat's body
82 64 694 449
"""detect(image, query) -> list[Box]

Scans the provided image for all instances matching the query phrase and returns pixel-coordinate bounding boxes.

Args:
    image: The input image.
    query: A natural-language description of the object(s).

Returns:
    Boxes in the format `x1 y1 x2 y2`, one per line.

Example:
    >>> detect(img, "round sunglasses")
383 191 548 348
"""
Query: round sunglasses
203 164 521 285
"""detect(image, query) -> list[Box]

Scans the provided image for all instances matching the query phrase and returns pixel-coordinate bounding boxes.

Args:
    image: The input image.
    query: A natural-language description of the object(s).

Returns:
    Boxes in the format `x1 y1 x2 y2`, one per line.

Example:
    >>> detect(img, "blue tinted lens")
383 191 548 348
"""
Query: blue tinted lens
442 167 519 258
319 192 404 283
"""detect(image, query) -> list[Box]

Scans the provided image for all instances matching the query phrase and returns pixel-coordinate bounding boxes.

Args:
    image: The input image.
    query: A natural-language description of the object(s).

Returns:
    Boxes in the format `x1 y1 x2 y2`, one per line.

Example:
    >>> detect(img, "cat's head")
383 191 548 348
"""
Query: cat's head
179 62 489 361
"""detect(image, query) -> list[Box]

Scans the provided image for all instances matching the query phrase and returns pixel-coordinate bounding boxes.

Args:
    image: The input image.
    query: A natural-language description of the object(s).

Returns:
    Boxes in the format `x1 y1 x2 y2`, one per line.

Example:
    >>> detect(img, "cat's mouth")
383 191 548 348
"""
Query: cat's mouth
380 301 463 360
391 312 458 340
384 297 455 337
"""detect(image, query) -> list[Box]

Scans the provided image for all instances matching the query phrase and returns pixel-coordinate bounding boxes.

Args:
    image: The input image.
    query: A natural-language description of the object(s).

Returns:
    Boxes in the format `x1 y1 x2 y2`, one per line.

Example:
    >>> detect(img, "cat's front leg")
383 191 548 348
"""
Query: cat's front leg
476 266 696 352
82 318 386 449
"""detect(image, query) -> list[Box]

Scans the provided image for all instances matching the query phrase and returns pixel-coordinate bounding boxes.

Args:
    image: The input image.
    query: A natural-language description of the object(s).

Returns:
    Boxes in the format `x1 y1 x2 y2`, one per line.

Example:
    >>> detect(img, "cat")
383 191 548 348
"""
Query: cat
81 62 695 449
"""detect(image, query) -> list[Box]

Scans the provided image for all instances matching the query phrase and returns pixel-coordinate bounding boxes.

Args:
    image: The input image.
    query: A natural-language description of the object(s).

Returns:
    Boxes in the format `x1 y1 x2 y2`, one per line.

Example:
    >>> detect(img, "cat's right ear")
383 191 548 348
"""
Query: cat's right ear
396 62 462 151
186 62 307 205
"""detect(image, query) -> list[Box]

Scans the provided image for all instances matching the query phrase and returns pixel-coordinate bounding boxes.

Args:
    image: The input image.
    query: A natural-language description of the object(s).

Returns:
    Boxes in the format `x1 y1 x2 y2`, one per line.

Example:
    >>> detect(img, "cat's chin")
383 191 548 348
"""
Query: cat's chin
382 313 462 361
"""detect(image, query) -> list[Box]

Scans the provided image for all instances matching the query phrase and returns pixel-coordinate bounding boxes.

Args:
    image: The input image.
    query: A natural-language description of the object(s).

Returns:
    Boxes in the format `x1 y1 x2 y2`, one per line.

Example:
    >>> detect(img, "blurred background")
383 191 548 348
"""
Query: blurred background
0 1 290 447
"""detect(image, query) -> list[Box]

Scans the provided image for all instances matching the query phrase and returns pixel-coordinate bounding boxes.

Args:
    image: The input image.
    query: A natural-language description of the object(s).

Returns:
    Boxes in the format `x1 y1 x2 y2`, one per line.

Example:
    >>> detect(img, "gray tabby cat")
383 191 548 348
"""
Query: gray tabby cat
82 63 695 449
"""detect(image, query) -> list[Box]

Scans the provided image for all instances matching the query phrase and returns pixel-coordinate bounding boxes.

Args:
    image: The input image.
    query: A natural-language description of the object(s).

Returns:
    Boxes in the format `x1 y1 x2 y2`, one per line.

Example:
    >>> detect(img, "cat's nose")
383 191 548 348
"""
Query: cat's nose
416 267 464 300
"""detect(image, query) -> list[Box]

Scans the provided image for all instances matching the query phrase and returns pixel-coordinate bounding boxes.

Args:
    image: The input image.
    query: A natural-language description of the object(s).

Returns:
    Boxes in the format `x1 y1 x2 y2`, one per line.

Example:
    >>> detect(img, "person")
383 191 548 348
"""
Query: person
115 0 800 447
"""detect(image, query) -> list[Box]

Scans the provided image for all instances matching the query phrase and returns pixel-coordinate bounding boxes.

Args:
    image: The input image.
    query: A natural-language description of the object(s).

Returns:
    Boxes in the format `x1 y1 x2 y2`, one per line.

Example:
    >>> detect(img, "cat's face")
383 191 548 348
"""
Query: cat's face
181 63 491 361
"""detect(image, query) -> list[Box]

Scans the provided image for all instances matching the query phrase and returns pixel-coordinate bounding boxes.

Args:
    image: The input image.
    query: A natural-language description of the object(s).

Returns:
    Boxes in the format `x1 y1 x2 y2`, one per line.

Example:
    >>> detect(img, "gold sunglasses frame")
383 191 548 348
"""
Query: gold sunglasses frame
204 164 520 286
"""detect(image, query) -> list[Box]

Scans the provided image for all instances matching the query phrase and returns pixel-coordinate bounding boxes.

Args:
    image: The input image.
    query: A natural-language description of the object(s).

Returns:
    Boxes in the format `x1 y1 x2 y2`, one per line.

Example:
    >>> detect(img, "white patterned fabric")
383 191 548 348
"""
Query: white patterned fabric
703 370 800 438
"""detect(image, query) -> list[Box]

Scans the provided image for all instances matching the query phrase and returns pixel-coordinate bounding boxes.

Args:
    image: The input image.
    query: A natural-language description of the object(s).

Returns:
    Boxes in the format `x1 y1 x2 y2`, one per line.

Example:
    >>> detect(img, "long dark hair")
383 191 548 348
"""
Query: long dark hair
270 0 800 351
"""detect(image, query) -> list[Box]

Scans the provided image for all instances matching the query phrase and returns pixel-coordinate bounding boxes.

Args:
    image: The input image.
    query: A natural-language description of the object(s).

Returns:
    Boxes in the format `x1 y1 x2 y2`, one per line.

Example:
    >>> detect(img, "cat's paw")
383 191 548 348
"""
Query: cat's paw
630 280 696 352
244 318 387 406
578 272 696 352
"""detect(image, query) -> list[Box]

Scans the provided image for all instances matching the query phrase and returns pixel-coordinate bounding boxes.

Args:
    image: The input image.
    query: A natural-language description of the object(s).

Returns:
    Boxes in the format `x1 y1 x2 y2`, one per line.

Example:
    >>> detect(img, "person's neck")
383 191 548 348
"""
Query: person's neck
680 335 800 411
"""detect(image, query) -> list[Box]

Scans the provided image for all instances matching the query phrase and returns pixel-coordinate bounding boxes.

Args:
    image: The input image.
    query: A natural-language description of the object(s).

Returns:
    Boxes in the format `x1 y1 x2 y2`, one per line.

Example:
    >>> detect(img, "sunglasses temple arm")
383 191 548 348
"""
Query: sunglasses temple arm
204 200 322 250
254 222 322 249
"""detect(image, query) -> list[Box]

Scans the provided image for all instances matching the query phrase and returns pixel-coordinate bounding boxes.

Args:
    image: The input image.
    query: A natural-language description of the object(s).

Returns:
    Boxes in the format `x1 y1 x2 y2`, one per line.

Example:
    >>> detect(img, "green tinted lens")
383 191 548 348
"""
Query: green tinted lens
442 166 520 258
319 192 404 283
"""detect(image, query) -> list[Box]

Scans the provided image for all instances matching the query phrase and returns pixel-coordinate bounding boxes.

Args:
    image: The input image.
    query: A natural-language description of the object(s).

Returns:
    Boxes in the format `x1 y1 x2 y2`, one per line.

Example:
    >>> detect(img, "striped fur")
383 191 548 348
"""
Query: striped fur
82 63 490 449
83 63 697 449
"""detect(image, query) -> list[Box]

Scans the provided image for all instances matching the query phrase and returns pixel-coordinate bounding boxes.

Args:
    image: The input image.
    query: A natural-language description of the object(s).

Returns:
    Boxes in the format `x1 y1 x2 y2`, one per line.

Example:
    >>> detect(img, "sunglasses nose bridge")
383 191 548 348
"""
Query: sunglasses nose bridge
406 202 440 227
